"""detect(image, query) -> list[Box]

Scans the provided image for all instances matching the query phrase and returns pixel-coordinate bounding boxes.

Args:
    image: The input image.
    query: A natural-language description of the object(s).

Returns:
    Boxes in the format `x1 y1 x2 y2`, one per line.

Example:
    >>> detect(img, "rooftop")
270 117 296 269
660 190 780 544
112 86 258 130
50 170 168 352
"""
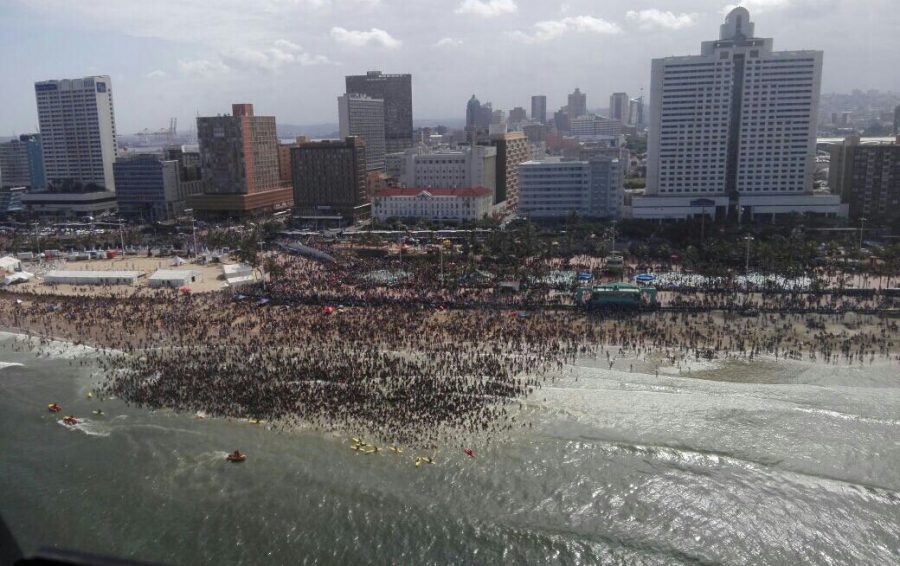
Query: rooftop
149 270 201 280
375 187 492 198
45 270 143 279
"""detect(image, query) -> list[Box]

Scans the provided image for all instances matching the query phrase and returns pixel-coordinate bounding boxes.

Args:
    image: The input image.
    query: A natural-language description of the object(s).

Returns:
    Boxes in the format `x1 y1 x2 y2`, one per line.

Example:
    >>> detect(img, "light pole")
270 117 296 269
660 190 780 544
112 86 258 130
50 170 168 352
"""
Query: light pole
184 208 199 258
744 234 754 275
858 217 867 251
87 215 94 252
118 217 126 257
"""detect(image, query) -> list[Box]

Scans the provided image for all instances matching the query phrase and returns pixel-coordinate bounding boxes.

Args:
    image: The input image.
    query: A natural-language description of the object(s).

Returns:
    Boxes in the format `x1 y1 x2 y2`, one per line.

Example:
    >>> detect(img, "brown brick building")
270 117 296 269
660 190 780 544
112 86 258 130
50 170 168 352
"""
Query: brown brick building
189 103 292 218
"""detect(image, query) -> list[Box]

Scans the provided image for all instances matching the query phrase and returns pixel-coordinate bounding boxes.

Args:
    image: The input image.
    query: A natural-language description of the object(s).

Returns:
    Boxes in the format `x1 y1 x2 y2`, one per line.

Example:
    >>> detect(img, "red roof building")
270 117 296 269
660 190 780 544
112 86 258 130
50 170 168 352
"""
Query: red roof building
373 187 493 222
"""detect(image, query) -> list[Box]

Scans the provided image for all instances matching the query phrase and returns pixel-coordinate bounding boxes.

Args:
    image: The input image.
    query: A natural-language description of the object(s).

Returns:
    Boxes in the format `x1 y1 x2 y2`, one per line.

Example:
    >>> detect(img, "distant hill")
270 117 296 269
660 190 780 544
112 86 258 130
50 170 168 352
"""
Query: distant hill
278 124 339 140
277 118 466 140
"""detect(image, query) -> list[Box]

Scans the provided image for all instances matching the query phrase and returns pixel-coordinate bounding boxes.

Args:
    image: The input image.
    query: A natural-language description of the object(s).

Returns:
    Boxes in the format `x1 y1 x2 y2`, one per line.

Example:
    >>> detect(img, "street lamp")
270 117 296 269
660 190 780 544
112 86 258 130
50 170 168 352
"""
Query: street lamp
118 217 126 256
184 208 199 258
744 234 754 275
858 217 867 251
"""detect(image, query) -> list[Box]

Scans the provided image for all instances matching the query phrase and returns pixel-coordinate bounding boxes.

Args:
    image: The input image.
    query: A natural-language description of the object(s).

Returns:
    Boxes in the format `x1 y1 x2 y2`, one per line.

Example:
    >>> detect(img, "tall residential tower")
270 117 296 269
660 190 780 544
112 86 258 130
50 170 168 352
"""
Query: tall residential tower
23 76 119 216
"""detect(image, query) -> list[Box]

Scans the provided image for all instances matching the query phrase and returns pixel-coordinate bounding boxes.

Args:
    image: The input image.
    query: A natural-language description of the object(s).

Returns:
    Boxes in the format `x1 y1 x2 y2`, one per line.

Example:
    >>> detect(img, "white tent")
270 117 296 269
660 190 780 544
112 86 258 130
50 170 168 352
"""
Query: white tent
172 256 186 266
222 263 254 287
149 270 201 288
3 271 33 286
0 256 21 272
44 270 143 286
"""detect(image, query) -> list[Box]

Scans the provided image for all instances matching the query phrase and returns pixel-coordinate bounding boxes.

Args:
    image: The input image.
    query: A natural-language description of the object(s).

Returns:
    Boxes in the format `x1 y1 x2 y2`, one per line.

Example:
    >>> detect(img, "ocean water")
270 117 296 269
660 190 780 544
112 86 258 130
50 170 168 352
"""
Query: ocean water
1 332 898 565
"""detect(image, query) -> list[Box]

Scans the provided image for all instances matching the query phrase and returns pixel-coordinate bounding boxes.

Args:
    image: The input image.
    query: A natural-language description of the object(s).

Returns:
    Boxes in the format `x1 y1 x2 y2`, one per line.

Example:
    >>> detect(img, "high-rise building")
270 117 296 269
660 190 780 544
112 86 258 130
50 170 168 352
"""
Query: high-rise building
338 94 386 172
345 71 413 154
291 137 369 222
568 88 587 119
627 98 645 128
113 154 180 222
609 93 630 124
828 137 899 222
23 76 119 217
276 137 309 186
400 146 496 196
465 95 481 130
483 131 529 207
466 95 493 141
633 7 843 220
0 187 25 218
894 105 900 136
531 95 547 124
522 123 550 144
278 144 294 185
570 115 623 137
518 157 621 219
163 146 203 206
0 134 45 190
190 103 293 217
554 109 571 133
570 142 630 192
34 76 117 193
508 107 527 125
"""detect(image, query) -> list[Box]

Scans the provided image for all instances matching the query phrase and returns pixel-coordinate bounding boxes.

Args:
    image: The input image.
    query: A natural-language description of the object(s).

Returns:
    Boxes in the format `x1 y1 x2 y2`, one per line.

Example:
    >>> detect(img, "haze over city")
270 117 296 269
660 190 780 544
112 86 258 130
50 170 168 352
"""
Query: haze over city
2 0 899 134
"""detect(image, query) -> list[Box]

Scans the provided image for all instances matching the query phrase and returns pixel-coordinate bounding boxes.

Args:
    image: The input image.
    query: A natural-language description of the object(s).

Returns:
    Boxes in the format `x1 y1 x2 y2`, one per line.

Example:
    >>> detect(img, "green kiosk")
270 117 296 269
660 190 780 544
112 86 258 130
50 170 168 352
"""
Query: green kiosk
575 282 657 309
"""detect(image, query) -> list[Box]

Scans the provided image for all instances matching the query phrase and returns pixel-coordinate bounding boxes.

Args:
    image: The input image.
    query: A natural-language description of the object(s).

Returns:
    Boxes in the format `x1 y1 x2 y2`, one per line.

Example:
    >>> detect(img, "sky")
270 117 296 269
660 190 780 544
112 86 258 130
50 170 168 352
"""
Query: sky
1 0 898 135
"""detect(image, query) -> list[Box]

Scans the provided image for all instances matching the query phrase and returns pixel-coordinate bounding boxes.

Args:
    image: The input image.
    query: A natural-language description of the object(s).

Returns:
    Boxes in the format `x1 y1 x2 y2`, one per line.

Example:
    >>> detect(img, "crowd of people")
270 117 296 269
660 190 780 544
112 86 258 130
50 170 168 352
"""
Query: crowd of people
0 252 898 445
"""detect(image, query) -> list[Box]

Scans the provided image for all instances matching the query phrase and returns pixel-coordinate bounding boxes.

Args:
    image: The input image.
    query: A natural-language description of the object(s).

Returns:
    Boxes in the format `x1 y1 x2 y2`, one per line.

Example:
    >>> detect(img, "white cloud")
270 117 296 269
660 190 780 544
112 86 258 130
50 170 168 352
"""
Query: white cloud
15 0 377 49
454 0 517 18
509 15 621 43
721 0 791 14
626 9 697 30
177 59 230 77
435 37 464 48
330 26 401 48
146 70 166 78
176 39 330 77
221 39 331 72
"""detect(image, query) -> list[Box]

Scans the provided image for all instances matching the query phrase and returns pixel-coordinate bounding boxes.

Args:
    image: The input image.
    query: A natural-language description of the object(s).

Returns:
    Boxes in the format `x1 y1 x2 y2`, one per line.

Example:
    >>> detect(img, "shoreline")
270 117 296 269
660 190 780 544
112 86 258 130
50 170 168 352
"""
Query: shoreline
2 289 897 444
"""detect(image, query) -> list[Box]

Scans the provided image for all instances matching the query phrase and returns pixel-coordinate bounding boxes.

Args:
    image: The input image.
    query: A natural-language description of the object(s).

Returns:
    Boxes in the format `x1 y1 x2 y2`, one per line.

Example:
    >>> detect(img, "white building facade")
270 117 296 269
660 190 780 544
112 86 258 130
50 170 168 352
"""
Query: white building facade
373 187 492 222
518 157 622 219
633 8 843 220
398 146 497 197
570 115 623 137
35 76 118 192
338 94 386 172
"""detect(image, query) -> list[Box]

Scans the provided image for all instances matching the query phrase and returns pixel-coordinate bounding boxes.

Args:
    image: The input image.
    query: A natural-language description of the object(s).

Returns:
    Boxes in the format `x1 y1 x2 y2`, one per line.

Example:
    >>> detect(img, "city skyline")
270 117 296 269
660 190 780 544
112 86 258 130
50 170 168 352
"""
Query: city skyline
1 0 898 135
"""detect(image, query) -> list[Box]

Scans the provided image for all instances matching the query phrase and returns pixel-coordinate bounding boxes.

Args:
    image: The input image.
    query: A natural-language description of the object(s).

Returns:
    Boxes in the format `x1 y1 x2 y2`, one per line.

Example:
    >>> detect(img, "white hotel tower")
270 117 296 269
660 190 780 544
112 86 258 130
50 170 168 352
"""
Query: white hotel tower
632 8 843 220
34 75 118 192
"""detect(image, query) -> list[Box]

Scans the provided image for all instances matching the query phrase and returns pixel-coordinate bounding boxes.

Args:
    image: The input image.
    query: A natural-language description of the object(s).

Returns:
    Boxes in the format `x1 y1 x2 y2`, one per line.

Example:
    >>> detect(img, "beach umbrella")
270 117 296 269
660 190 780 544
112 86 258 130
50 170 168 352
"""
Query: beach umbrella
635 274 657 283
323 306 335 315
